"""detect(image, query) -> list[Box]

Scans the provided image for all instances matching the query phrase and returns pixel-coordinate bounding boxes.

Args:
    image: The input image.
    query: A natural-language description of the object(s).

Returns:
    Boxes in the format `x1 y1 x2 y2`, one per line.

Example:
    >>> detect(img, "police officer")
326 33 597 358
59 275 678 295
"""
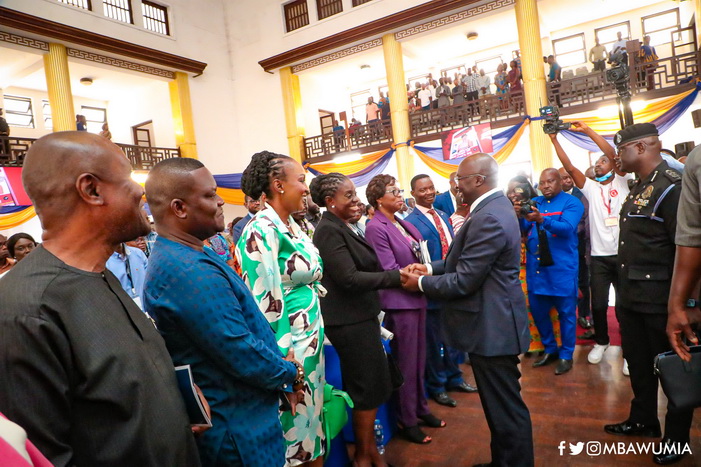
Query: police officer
605 123 693 465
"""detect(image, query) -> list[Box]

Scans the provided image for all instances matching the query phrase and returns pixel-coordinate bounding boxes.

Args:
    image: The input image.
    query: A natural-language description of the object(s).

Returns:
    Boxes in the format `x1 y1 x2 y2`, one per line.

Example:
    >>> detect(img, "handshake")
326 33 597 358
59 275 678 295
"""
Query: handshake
399 263 428 292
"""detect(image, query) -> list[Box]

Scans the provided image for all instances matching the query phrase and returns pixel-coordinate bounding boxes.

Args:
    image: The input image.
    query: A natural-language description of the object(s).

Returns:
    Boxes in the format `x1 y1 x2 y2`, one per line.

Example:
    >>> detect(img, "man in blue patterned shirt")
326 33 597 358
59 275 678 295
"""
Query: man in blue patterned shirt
144 157 303 467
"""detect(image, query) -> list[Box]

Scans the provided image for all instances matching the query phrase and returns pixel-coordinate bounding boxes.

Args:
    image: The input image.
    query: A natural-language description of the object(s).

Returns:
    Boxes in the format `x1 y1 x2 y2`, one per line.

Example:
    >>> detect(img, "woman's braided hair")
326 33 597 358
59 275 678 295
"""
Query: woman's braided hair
241 151 293 200
309 173 348 208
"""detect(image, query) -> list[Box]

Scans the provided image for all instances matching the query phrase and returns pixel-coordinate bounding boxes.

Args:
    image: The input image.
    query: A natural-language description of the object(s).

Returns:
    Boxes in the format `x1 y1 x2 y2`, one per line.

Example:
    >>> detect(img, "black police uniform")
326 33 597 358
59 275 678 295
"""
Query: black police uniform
617 159 693 442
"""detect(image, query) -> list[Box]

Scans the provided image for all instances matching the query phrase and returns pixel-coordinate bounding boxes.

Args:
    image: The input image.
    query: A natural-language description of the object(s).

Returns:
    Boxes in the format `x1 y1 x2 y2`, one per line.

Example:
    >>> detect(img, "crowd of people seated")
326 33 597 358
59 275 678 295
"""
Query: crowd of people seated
0 120 699 467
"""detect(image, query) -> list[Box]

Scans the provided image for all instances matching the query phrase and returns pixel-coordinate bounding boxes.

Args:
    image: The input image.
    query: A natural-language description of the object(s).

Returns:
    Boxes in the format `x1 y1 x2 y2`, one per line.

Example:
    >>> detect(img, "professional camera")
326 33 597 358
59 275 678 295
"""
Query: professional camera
606 52 630 91
540 105 571 135
518 198 538 217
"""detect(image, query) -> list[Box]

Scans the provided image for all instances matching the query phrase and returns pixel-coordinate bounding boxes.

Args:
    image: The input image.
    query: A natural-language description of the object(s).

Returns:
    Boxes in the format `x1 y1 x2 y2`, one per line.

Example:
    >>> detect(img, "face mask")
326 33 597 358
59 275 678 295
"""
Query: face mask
595 170 614 183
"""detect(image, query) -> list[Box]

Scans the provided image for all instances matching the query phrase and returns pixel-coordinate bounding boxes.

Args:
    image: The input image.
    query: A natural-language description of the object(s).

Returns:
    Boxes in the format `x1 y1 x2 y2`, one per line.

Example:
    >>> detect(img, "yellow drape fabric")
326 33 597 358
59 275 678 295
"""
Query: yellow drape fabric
566 87 696 134
0 207 37 230
304 148 389 175
217 187 246 206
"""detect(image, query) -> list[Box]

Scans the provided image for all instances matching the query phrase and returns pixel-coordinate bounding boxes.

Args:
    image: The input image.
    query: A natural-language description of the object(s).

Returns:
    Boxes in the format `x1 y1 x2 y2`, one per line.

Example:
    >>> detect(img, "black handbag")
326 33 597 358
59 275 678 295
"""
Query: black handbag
654 345 701 410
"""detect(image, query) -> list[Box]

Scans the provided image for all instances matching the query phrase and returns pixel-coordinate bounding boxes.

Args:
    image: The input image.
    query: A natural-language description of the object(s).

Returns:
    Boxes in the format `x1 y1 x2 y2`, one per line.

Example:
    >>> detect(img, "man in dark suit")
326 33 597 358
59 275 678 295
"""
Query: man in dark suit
402 154 533 467
405 174 477 408
433 171 458 216
232 195 261 244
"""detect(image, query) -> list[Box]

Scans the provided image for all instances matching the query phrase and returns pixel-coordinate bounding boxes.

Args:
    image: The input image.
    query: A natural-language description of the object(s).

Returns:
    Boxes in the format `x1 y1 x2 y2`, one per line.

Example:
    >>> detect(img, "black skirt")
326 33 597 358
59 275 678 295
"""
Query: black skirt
325 319 393 410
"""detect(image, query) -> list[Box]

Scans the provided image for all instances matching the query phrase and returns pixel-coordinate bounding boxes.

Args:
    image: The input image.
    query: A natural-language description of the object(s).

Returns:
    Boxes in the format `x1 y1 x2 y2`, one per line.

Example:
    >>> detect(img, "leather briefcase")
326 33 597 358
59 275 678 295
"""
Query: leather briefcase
654 345 701 410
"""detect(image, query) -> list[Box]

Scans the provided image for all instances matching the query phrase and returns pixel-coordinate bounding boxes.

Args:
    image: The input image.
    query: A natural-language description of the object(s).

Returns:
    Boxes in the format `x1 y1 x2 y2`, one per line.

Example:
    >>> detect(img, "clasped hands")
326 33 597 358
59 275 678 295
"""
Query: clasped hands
400 263 428 292
283 349 305 416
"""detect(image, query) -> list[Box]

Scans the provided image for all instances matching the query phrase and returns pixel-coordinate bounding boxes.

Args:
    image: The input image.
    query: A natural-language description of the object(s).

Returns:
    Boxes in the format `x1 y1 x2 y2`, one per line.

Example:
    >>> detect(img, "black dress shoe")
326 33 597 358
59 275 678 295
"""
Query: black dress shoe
555 359 573 375
580 330 596 340
578 316 593 329
532 352 559 367
653 438 688 465
604 420 661 438
447 381 478 393
431 392 457 407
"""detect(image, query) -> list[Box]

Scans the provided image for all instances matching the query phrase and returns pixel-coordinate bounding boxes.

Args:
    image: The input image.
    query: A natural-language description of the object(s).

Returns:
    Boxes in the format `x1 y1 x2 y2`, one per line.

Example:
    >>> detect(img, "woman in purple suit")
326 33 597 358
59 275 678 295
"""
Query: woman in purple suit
364 174 445 445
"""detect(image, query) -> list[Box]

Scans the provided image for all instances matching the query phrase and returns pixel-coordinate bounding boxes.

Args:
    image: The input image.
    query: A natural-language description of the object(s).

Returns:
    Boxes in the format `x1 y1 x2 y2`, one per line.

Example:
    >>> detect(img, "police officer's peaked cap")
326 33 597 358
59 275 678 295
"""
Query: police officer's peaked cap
613 123 659 147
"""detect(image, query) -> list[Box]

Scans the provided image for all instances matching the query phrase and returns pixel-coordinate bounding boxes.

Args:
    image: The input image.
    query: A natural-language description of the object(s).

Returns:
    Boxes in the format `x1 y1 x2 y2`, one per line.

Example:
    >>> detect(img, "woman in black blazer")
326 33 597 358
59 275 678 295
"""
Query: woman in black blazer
310 173 403 466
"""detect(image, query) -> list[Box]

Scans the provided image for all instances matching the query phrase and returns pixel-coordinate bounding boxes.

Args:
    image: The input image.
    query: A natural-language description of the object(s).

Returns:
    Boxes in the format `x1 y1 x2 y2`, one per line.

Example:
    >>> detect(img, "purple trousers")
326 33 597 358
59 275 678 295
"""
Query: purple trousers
384 307 430 427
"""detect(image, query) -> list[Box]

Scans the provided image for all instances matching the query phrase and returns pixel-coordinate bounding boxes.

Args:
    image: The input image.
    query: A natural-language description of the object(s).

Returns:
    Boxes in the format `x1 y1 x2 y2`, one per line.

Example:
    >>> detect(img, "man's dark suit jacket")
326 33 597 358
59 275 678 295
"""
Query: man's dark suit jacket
434 191 456 216
421 191 530 357
314 211 401 326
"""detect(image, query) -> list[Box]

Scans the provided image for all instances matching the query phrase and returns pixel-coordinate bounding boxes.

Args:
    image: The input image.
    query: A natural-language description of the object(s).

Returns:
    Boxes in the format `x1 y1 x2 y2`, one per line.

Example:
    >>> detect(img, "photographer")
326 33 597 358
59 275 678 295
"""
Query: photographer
550 122 633 369
517 168 583 375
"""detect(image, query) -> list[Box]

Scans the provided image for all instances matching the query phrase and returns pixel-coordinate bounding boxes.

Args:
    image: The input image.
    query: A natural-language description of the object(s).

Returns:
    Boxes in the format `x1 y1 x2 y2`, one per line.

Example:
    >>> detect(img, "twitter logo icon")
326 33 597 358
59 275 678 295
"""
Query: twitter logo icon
569 442 584 455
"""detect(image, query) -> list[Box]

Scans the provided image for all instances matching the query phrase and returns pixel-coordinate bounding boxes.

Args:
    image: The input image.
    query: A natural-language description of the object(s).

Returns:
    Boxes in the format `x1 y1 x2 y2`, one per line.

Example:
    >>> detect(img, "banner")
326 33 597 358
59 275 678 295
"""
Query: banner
442 123 493 160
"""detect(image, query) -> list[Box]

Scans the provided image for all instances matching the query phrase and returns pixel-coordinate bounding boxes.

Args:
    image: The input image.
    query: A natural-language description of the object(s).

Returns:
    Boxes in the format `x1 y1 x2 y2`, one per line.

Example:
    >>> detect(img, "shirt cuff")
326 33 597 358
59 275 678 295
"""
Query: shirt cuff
418 275 425 292
425 264 433 276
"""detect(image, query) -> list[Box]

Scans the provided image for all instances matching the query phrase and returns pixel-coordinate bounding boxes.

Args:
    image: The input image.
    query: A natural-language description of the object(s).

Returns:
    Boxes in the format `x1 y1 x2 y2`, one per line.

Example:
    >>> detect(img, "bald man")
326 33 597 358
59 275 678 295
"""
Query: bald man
519 168 583 376
402 154 533 467
0 132 200 467
143 158 301 467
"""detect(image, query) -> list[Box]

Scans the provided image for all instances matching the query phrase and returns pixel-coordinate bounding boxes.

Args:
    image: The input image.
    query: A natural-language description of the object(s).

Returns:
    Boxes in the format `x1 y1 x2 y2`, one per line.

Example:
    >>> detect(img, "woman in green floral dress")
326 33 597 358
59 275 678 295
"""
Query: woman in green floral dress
237 151 326 467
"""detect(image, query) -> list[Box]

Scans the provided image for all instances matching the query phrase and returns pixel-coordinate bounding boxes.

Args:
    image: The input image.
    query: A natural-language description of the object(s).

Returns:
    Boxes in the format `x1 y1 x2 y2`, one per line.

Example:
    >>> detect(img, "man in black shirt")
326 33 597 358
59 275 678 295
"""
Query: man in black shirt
605 123 693 465
0 132 201 467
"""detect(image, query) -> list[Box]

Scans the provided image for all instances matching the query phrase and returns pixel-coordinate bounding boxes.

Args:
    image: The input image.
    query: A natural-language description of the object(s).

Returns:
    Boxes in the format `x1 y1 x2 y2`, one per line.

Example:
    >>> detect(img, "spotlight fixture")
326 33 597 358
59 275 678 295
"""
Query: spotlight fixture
80 77 93 86
466 32 478 40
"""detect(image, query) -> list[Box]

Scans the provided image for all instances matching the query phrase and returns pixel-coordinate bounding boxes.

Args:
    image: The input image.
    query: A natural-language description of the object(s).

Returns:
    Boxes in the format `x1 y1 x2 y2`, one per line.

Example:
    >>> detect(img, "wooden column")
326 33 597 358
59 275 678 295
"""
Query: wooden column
515 0 553 174
381 33 413 190
43 43 76 132
169 71 198 158
280 67 305 162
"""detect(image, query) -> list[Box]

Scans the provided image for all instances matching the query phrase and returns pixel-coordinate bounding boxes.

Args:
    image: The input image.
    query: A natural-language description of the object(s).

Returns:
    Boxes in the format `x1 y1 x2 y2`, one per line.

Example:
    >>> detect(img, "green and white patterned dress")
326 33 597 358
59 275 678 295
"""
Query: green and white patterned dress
236 205 326 465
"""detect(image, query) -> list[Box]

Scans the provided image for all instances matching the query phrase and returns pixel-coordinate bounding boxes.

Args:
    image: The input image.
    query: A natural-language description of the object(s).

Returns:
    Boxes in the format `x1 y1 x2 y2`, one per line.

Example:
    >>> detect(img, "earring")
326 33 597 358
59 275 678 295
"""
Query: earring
331 205 336 208
279 190 285 194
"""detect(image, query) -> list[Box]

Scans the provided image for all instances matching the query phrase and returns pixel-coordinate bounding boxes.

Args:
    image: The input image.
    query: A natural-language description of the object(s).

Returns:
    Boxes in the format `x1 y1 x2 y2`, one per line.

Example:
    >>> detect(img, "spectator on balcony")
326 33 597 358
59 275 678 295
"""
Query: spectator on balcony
76 115 87 132
494 64 509 110
452 79 465 106
0 108 9 137
477 69 492 97
429 79 438 109
100 123 112 140
332 119 345 150
379 94 391 121
547 55 561 82
436 78 452 108
639 35 658 91
418 83 432 111
366 97 380 124
611 31 628 65
590 37 608 72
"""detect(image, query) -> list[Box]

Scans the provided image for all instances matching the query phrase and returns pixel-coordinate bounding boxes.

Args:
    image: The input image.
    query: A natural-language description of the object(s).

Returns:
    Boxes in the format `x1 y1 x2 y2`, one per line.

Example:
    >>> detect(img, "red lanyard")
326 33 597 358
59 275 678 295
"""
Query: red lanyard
599 185 612 216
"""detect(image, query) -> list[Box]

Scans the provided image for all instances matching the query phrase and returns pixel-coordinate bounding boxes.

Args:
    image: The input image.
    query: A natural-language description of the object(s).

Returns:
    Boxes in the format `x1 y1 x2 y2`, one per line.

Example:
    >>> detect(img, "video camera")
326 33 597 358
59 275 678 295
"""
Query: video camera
606 52 630 95
540 105 571 135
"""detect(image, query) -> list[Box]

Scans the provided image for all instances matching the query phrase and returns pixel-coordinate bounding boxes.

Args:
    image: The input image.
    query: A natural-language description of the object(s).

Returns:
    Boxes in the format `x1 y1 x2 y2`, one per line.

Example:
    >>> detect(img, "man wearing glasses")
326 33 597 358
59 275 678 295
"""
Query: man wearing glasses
401 154 533 467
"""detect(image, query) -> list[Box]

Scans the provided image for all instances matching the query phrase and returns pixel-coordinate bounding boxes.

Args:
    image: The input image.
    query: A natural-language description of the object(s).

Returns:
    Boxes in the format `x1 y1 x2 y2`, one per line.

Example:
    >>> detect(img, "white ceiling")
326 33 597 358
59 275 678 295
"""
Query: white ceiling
0 44 170 101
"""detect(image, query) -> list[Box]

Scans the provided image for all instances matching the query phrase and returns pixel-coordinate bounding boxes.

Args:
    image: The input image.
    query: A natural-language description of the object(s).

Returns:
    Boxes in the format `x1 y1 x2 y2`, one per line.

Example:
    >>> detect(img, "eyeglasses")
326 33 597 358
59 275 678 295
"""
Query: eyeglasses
454 173 486 182
385 188 404 197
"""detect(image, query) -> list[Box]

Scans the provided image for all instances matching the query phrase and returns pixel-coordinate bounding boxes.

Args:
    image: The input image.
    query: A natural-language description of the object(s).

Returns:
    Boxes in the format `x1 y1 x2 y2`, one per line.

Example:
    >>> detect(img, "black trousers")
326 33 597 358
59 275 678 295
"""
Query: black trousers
469 353 534 467
618 306 694 442
577 242 591 320
589 255 618 345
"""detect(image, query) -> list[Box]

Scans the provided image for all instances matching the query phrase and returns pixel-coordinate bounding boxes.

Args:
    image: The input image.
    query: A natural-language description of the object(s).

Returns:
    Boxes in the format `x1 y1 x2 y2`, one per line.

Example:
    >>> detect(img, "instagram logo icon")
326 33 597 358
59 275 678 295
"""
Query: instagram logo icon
587 441 602 456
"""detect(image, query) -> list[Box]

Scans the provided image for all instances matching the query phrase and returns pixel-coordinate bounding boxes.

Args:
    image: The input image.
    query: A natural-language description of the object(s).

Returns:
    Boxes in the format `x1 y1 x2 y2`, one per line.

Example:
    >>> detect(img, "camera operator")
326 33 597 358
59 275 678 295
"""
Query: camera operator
516 168 583 375
549 121 634 370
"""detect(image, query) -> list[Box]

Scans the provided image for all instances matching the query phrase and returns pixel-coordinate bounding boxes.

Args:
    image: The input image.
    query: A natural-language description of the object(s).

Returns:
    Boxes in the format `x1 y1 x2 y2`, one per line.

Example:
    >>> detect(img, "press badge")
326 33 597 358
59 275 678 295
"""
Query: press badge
604 217 619 227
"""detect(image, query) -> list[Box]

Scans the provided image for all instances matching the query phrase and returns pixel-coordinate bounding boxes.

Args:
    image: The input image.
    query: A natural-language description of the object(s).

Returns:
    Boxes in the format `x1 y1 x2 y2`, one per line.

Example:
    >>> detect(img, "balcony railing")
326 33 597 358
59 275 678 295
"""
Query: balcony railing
304 119 393 159
304 49 701 161
0 136 180 171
